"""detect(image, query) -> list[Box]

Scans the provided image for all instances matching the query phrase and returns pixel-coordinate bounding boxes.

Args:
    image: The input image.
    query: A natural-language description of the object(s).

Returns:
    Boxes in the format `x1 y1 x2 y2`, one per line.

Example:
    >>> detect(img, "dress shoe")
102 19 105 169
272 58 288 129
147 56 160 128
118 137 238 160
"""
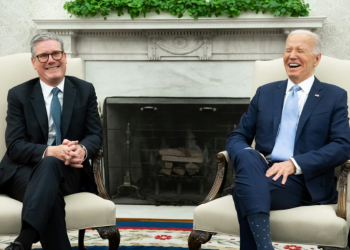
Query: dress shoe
5 241 24 250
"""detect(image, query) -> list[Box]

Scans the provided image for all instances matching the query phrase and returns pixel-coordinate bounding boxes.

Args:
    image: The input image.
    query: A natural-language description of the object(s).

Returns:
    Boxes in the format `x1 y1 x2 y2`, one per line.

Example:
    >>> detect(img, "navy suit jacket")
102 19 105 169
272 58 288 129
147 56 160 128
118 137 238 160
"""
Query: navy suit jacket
0 76 103 191
226 77 350 204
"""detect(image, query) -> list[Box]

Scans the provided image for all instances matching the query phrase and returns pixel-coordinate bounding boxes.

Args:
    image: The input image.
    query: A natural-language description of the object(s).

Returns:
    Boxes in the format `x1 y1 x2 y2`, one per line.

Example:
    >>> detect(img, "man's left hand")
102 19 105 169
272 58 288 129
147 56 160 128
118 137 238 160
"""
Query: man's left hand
265 160 296 185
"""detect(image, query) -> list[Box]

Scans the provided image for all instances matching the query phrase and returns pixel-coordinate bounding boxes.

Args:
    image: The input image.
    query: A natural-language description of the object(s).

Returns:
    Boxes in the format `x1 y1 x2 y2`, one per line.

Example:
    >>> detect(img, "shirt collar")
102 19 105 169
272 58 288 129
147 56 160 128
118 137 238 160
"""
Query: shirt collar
286 75 314 95
40 78 65 99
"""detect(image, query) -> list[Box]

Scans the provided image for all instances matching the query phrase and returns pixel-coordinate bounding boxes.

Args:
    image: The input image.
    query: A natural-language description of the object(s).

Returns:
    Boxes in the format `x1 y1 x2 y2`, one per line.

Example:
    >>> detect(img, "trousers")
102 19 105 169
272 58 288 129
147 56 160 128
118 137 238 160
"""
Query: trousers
4 156 83 250
232 149 310 250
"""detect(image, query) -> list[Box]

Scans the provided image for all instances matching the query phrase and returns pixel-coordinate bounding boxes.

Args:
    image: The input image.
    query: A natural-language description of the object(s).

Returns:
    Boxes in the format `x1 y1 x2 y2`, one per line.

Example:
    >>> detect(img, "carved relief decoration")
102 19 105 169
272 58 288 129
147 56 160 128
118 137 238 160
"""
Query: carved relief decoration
217 30 284 36
148 36 212 60
80 31 145 37
173 37 187 49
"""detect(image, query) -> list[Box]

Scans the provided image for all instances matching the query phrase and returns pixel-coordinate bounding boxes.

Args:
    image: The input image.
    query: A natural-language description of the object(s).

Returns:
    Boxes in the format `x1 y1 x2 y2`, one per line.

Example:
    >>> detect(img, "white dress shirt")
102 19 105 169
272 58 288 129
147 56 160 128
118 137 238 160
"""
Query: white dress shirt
282 75 315 175
40 79 65 146
40 79 87 160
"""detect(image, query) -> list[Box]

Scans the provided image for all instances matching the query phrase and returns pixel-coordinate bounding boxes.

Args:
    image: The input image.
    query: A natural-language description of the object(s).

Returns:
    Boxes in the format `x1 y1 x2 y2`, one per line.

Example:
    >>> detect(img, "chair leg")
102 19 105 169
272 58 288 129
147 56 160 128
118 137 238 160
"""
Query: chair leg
188 230 212 250
78 229 87 250
94 225 121 250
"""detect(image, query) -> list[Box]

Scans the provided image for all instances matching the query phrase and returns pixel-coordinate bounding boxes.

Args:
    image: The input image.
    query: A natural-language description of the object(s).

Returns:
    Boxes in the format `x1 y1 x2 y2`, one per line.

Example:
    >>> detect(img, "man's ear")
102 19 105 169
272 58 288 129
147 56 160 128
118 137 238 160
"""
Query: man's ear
314 53 321 67
31 57 36 70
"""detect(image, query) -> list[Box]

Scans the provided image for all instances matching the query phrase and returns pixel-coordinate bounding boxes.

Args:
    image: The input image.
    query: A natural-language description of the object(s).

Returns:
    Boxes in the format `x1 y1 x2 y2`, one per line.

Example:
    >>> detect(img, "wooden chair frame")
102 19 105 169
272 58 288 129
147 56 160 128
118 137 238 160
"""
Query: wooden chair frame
77 150 121 250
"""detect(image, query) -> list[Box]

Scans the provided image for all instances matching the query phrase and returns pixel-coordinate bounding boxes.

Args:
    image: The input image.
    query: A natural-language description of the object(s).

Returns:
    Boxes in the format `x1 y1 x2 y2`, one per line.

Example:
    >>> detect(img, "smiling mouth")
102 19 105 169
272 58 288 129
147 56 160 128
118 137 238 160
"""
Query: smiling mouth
289 63 300 68
46 66 59 70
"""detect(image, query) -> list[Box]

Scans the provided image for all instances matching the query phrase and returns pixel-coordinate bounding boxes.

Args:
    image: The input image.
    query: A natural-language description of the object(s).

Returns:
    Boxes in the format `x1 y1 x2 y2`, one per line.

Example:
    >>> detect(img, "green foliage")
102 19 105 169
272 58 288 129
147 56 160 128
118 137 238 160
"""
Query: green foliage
63 0 310 20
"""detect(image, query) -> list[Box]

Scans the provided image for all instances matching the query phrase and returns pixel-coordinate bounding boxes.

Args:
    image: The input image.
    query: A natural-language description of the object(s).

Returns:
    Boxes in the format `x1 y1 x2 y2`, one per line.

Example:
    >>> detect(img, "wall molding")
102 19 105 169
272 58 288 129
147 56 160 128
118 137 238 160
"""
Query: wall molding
33 17 326 31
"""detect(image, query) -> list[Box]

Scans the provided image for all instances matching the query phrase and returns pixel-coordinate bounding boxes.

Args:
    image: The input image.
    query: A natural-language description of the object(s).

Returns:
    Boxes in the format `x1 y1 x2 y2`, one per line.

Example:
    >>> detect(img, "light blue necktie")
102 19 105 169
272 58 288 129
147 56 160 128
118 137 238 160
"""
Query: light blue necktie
271 85 301 162
51 87 61 145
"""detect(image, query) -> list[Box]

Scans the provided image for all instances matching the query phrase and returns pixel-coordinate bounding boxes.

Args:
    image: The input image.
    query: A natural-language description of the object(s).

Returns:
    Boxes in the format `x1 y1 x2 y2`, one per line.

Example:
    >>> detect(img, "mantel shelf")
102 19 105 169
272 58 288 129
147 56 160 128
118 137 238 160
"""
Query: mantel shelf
33 16 326 31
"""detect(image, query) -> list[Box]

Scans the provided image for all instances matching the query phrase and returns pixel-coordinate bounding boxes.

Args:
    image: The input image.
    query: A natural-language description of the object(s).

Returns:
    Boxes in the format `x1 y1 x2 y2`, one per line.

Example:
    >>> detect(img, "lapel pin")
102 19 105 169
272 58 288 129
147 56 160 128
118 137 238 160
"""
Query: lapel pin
315 94 319 97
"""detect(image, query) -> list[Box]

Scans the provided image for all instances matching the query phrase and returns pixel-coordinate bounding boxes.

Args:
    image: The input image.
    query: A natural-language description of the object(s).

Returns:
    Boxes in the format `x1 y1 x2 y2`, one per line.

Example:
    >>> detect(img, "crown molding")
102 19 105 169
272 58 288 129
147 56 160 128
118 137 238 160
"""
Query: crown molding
33 16 326 31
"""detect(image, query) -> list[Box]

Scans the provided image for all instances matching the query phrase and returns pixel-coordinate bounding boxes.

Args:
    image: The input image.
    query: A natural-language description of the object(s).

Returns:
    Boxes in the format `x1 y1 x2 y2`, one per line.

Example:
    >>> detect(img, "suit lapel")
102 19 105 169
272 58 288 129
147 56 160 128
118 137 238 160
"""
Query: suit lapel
295 77 323 142
273 80 288 139
31 80 48 142
61 78 76 139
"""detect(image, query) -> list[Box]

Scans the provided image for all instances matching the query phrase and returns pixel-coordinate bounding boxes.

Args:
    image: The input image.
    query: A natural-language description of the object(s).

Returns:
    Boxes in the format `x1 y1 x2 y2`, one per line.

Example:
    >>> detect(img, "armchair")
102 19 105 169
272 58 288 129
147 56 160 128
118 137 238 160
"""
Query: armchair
0 53 120 249
188 56 350 250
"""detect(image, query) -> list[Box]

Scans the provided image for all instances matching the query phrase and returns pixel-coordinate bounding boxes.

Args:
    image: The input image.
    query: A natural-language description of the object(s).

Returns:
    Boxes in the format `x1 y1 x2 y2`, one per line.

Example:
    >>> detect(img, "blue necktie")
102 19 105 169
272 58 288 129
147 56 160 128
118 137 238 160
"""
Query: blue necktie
51 87 61 145
271 85 301 162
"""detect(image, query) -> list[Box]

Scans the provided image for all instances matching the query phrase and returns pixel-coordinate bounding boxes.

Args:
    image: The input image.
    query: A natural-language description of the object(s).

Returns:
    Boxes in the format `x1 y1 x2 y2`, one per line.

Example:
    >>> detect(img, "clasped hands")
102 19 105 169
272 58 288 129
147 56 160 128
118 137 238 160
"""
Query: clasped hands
259 152 296 185
44 139 86 168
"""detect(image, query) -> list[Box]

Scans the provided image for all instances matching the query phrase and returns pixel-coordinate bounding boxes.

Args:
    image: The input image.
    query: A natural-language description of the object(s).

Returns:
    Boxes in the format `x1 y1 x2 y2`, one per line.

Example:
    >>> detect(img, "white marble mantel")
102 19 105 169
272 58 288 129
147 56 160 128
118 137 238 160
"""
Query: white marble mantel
33 16 326 60
32 16 326 101
33 16 325 31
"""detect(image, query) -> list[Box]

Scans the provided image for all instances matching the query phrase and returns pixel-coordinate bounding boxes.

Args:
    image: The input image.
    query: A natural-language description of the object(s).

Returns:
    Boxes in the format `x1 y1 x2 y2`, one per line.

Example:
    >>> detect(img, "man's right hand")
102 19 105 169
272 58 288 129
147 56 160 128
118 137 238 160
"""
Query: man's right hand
44 140 82 167
44 144 73 165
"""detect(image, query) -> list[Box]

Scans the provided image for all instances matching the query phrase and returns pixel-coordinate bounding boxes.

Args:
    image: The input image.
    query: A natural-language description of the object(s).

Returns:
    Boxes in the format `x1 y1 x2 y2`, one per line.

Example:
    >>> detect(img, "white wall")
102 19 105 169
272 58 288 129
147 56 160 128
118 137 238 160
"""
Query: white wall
0 0 349 59
0 0 68 56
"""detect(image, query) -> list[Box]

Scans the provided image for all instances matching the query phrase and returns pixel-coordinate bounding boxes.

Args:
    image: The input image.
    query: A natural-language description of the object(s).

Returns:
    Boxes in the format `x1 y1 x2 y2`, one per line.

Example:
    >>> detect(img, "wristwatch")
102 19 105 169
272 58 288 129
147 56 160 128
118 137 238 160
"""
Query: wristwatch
78 144 88 161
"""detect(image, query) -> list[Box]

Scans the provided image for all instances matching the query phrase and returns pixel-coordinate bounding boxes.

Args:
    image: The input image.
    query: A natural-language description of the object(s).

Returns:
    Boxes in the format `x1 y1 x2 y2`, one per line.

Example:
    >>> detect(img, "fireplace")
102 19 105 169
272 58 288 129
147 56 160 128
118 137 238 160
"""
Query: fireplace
103 97 248 205
33 15 325 205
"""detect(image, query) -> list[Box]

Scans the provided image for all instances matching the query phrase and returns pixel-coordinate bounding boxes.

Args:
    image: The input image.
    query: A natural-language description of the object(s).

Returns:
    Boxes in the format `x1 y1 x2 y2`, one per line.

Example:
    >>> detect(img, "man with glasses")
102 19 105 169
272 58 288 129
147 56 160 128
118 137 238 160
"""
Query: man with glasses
0 33 102 250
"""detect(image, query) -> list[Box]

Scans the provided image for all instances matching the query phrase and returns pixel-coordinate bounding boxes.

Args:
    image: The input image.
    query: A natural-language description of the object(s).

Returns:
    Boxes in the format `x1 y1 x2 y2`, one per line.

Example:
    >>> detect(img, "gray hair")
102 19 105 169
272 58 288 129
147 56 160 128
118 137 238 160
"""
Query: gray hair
30 32 64 58
288 29 322 55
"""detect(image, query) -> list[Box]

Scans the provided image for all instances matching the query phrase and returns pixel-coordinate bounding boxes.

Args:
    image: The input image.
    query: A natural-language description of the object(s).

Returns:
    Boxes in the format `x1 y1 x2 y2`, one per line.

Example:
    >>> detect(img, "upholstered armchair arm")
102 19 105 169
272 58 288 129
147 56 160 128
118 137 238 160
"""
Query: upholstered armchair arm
92 149 110 200
201 151 350 221
336 160 350 220
201 151 230 204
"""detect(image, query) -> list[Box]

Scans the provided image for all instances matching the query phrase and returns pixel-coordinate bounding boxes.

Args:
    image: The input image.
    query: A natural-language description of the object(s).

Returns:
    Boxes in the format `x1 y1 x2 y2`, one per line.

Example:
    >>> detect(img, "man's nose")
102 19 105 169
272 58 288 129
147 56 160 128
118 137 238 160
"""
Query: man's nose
47 54 56 63
289 50 298 58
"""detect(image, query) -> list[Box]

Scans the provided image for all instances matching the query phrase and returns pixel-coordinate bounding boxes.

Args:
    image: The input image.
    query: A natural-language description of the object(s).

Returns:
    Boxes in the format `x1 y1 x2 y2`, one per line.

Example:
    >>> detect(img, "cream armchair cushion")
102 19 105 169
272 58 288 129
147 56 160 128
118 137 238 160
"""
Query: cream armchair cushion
194 194 348 247
0 193 116 235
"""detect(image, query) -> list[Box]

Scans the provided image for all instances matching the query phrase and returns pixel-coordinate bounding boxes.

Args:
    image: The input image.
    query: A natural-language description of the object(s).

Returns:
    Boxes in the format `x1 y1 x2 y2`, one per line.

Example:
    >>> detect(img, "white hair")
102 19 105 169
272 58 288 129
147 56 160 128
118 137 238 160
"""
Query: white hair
288 29 321 55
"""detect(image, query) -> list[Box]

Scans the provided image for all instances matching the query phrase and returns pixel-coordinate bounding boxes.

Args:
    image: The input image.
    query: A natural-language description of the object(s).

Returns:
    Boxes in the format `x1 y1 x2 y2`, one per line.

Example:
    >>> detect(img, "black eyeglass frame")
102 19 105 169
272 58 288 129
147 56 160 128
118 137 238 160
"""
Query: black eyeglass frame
35 51 64 63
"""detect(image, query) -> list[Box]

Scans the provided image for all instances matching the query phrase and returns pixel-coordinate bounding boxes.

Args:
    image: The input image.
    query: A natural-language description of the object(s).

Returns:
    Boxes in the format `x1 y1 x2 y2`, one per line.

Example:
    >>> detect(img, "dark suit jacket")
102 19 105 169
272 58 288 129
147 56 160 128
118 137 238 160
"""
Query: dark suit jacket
226 77 350 204
0 76 103 190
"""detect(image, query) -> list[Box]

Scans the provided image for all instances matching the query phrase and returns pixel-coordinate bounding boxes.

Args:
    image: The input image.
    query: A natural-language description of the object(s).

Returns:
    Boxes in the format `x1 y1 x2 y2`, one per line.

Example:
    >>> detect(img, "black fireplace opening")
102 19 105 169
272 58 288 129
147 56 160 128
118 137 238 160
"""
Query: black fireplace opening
103 97 249 205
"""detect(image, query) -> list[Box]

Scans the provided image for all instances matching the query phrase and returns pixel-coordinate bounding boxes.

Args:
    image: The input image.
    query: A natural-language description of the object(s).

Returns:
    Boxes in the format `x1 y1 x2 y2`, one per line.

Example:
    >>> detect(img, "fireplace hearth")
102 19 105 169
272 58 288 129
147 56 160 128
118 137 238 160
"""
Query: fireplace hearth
103 97 249 205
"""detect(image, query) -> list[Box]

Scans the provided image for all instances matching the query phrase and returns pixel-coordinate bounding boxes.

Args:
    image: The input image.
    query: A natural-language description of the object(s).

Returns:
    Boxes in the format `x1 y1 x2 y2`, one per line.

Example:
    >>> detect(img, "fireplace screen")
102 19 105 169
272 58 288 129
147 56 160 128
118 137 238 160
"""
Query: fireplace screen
103 97 249 205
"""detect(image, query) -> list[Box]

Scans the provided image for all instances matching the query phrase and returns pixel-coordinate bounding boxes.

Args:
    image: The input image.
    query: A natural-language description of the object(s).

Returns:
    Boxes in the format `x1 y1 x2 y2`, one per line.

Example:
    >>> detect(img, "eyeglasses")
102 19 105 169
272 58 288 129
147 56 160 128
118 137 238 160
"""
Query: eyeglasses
35 51 64 63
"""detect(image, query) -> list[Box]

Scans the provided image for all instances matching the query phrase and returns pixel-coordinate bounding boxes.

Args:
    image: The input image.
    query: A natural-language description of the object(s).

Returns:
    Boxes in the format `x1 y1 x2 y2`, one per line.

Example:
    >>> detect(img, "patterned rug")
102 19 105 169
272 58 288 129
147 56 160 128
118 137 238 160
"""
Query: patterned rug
0 219 320 249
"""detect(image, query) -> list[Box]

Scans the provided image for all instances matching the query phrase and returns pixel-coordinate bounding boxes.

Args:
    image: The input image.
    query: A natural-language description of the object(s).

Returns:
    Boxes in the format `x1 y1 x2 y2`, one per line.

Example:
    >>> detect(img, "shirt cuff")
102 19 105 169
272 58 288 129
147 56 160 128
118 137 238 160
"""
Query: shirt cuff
79 144 88 161
290 157 303 175
42 146 49 158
